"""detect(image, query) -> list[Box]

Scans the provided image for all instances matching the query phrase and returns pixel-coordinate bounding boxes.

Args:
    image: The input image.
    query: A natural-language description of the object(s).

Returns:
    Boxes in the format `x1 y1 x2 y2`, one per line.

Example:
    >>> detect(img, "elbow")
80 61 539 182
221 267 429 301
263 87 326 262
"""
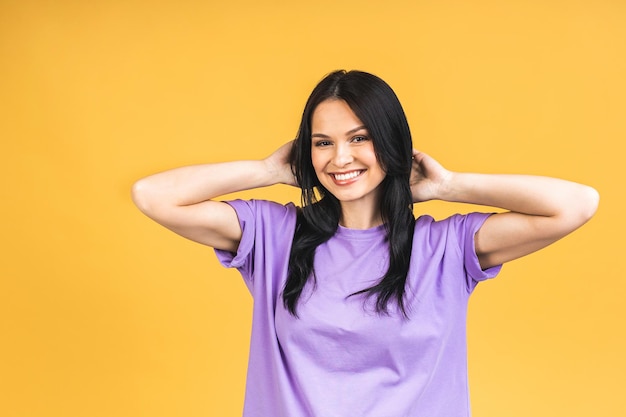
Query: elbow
131 178 157 216
579 185 600 223
565 185 599 228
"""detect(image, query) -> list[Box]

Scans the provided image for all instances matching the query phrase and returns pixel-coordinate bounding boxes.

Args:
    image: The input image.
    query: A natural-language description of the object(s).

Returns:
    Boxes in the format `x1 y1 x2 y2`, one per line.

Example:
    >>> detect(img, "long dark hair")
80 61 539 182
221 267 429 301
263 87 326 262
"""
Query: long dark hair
283 70 416 317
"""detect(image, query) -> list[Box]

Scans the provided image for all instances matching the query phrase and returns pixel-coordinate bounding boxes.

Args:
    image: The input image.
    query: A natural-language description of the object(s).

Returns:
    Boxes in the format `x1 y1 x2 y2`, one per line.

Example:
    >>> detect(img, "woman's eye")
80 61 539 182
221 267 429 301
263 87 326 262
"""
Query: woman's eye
352 135 369 143
314 140 331 147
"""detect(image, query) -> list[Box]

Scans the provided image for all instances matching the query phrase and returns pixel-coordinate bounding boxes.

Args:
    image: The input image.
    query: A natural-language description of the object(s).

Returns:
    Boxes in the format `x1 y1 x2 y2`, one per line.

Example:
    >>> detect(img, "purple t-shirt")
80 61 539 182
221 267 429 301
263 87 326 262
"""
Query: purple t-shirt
215 199 501 417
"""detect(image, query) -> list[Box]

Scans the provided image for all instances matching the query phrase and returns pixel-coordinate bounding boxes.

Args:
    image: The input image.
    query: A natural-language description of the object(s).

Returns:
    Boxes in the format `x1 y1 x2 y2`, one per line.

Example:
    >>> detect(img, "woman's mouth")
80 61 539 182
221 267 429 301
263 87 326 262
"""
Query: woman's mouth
331 170 364 184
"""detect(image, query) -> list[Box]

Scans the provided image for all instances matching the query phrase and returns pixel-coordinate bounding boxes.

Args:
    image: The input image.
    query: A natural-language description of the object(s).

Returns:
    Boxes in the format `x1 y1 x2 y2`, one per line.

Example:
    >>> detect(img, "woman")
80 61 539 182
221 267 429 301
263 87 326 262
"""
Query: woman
132 70 598 416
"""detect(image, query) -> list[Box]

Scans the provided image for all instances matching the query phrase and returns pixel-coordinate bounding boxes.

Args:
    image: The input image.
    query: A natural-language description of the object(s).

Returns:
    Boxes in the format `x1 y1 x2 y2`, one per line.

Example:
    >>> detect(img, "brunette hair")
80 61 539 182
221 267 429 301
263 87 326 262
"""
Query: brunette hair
283 70 415 317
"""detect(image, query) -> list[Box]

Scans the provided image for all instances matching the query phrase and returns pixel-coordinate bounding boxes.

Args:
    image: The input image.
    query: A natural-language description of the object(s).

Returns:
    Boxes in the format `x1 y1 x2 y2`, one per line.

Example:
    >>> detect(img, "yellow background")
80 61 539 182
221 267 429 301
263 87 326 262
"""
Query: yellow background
2 0 624 416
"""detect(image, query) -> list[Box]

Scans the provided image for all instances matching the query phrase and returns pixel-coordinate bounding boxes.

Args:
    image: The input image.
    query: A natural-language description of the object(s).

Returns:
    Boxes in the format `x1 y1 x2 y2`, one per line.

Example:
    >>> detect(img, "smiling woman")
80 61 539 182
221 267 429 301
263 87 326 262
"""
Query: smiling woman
131 70 598 417
285 71 416 323
311 99 385 224
310 100 386 225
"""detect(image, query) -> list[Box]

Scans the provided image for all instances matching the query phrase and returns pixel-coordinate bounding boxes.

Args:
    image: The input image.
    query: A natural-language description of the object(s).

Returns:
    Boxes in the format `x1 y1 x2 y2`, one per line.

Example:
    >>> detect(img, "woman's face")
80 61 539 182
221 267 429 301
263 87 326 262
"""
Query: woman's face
310 99 386 211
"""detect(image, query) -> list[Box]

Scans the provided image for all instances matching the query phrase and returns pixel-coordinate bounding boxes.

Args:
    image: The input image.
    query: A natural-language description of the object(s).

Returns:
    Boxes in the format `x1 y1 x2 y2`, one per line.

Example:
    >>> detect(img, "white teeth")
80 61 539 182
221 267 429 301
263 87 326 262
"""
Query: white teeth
333 171 361 181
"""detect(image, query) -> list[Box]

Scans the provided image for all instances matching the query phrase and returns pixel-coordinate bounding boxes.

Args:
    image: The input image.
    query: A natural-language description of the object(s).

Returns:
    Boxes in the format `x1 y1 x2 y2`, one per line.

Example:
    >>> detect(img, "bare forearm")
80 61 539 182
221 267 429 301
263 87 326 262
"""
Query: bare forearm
132 159 278 213
439 172 599 221
411 151 599 267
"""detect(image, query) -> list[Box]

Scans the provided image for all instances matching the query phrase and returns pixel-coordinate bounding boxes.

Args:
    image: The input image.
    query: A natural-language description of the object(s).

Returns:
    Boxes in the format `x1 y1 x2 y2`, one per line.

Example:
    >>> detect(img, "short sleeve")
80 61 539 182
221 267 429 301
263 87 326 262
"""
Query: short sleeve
214 200 256 274
448 212 502 292
214 199 298 290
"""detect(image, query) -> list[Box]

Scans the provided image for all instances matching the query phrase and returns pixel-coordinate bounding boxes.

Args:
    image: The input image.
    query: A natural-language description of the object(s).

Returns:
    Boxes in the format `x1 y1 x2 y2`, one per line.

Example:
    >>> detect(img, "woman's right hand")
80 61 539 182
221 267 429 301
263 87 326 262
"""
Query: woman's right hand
264 141 298 187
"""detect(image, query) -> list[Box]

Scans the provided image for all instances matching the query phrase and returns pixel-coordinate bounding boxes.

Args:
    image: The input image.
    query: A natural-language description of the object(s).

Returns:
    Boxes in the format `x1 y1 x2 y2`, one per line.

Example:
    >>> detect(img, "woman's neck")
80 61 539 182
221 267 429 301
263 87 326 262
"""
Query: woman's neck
339 203 383 229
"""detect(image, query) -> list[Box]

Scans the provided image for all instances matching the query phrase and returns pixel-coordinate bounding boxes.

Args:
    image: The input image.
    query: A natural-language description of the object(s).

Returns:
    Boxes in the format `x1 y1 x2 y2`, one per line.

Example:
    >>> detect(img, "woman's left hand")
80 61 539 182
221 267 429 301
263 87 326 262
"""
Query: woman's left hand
409 149 453 203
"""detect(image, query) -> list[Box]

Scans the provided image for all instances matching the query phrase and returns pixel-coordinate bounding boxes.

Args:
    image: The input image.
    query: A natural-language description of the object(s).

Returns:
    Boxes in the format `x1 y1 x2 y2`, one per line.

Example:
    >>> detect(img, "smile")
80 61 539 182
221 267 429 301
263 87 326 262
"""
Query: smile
331 170 364 182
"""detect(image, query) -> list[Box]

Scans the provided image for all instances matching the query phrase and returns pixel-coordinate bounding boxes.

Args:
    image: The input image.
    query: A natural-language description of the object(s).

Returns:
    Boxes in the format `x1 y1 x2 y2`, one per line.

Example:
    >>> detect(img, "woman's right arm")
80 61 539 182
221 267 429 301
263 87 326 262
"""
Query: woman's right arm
131 142 296 252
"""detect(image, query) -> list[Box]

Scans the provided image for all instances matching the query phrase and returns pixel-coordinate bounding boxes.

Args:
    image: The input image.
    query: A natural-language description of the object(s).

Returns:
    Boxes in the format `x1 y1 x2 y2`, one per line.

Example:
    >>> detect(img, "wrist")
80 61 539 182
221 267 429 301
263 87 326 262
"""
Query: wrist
433 170 457 201
437 171 468 202
261 157 293 186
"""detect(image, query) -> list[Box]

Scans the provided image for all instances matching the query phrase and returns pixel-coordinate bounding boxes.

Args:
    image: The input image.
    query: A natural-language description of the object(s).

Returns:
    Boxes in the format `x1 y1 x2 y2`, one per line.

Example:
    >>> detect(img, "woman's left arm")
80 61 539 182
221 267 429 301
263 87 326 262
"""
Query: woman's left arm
410 150 600 270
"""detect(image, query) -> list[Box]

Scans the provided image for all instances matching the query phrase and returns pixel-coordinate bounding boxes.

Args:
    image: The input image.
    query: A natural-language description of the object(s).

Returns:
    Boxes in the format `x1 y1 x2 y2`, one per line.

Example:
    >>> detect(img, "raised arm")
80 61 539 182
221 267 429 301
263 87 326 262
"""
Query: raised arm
410 150 599 270
131 142 296 251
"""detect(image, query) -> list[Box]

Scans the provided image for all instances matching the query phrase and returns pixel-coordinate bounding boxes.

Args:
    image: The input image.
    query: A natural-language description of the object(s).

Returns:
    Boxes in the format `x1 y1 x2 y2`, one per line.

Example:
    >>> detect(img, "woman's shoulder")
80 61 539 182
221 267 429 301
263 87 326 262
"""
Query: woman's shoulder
416 212 492 225
224 199 299 222
414 212 494 237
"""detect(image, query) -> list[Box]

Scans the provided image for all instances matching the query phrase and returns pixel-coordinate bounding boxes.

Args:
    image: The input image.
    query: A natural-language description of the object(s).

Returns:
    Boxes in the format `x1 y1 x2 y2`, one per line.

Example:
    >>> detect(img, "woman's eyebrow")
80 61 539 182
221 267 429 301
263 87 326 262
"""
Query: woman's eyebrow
311 125 367 139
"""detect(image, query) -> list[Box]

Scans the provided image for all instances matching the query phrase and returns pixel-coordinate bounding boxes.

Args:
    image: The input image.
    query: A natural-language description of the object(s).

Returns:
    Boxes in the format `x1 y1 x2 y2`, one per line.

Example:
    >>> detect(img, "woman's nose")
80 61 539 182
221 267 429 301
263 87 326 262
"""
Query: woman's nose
332 144 353 167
